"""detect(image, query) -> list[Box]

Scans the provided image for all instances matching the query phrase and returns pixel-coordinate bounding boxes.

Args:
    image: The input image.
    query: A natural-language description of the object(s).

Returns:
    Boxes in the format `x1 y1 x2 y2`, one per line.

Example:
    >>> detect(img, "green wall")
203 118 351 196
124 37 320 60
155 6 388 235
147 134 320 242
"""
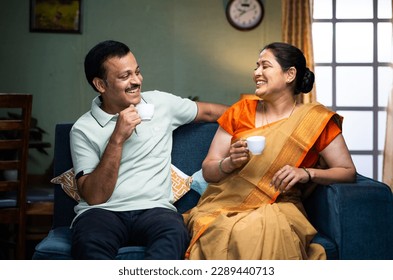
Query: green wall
0 0 281 174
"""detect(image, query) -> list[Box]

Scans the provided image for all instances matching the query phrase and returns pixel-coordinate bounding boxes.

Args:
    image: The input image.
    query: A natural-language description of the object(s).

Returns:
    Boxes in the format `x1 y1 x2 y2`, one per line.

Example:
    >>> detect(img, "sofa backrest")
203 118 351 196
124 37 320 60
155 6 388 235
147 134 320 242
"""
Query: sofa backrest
53 123 75 228
52 122 218 228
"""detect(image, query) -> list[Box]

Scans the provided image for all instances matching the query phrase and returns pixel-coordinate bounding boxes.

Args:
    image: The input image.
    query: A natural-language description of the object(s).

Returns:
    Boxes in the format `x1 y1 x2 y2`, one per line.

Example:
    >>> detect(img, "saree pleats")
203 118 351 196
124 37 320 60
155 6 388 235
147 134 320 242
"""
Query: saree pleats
188 203 325 260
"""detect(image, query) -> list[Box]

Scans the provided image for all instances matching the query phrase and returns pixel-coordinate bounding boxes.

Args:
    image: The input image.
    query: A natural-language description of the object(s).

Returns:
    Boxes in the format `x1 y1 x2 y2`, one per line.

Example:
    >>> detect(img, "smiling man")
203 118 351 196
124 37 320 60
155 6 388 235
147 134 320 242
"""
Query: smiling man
69 40 227 259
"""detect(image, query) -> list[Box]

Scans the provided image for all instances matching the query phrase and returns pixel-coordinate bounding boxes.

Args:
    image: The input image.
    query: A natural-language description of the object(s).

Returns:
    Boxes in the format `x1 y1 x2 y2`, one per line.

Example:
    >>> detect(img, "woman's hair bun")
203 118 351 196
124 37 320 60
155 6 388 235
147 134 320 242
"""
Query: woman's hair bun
298 68 315 94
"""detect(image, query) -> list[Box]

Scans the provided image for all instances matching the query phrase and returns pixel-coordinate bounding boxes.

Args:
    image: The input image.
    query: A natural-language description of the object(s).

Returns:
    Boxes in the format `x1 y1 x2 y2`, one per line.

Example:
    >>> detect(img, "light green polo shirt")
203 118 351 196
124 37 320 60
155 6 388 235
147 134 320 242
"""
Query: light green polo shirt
70 90 197 221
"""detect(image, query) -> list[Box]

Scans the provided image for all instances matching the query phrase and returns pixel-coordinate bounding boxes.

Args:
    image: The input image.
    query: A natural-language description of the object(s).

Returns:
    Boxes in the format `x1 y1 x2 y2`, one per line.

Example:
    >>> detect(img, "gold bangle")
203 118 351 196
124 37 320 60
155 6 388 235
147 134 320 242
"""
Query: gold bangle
219 158 231 175
302 167 312 182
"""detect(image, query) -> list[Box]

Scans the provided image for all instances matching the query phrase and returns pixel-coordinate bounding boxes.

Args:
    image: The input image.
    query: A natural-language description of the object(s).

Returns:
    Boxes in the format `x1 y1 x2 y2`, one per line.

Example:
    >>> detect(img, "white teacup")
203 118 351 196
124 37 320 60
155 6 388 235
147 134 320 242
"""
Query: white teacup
246 136 266 155
136 103 154 121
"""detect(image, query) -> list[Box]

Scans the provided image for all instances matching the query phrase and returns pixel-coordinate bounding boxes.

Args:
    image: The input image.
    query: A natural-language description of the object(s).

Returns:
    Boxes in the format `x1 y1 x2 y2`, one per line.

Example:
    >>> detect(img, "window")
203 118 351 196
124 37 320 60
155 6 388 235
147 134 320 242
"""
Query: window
312 0 392 180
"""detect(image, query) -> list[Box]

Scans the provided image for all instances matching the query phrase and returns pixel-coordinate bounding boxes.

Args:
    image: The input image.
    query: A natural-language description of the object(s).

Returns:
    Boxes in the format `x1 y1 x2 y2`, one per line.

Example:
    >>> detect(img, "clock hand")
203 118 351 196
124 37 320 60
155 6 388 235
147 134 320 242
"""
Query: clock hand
237 8 247 16
239 6 256 17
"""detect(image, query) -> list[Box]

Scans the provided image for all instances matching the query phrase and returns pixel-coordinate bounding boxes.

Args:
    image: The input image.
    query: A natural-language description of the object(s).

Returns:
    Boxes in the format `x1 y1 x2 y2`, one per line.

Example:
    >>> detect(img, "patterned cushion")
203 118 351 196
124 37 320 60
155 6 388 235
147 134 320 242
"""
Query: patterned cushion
51 169 80 201
51 165 193 203
170 165 192 201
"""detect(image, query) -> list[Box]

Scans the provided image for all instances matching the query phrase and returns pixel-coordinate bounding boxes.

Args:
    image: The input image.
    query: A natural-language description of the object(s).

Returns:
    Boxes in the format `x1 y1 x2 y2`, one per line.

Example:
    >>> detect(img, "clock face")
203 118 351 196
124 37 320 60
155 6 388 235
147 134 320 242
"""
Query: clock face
226 0 264 31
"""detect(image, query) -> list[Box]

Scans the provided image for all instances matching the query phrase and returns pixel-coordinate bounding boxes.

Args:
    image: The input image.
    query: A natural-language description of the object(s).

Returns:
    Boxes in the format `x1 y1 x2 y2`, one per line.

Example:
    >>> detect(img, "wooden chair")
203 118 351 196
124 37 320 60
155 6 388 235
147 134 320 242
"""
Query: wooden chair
0 93 32 259
25 173 54 244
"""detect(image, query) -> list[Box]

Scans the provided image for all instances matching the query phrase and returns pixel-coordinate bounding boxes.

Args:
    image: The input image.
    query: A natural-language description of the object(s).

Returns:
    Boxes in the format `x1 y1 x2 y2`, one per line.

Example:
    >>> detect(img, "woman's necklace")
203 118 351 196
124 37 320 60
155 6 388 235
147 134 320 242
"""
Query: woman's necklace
262 100 297 126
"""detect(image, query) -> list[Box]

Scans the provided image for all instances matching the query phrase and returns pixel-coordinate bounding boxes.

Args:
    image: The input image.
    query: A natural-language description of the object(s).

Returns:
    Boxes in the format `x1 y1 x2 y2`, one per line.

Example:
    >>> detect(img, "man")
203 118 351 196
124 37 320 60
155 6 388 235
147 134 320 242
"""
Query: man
70 40 228 259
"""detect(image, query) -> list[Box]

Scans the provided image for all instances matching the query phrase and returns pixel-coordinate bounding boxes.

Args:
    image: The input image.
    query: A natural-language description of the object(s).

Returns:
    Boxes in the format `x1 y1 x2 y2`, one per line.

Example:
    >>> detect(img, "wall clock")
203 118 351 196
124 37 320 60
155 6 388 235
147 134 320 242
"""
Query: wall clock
226 0 264 31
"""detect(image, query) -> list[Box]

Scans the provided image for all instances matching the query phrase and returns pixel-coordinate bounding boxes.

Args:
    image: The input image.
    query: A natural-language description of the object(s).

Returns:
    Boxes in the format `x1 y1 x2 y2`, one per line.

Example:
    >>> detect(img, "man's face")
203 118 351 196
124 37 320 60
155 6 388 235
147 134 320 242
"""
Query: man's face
98 52 144 114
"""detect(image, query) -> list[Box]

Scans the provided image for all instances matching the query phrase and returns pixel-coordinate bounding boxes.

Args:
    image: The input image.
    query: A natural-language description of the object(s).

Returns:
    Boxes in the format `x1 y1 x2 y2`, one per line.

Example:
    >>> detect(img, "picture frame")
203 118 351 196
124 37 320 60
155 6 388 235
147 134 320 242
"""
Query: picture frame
29 0 82 34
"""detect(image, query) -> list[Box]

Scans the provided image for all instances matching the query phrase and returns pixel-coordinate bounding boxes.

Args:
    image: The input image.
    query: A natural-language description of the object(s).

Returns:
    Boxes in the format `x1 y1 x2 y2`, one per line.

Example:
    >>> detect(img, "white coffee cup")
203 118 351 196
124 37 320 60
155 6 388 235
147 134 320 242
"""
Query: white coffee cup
136 103 154 121
246 136 266 155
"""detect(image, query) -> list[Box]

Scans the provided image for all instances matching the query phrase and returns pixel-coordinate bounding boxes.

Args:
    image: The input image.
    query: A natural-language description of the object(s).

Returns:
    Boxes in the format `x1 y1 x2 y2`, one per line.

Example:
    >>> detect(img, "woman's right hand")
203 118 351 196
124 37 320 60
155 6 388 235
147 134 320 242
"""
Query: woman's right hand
202 128 250 182
228 139 250 169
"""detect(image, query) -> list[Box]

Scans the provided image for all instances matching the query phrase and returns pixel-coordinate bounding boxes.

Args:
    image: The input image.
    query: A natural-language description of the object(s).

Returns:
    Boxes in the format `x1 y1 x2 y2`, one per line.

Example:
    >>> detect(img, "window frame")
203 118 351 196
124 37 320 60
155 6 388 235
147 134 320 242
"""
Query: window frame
312 0 392 180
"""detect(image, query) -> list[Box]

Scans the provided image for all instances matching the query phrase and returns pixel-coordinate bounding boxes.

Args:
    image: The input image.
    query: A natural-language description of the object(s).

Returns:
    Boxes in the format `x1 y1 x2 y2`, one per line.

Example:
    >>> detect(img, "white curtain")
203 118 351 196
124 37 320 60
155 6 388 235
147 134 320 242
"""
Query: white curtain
383 89 393 191
382 0 393 191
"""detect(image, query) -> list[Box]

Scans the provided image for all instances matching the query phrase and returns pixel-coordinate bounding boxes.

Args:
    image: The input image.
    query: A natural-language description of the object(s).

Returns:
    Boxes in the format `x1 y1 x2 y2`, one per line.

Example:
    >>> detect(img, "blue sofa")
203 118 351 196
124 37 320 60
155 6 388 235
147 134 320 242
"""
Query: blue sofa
33 122 393 260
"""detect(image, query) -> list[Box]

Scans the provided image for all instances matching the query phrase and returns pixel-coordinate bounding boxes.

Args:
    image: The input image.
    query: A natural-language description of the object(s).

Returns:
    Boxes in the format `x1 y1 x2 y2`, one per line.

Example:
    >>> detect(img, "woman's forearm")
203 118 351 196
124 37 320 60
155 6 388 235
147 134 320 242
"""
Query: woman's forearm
202 157 236 183
307 166 356 185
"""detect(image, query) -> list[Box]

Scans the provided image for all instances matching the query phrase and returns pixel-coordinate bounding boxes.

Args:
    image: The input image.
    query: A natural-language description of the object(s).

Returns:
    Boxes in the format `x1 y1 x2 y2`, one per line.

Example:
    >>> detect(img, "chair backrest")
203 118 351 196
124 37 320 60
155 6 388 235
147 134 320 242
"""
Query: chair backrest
0 93 32 259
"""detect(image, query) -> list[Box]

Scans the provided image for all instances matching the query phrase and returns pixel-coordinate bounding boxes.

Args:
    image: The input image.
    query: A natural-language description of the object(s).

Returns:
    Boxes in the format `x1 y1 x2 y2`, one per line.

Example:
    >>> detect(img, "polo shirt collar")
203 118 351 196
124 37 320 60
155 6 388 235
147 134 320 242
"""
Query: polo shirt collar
91 96 118 127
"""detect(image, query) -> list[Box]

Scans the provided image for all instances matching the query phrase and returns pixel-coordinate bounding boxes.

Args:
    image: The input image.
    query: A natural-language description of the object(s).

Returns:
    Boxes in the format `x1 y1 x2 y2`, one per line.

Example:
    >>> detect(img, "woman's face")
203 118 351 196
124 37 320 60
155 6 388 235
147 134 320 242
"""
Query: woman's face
253 49 289 100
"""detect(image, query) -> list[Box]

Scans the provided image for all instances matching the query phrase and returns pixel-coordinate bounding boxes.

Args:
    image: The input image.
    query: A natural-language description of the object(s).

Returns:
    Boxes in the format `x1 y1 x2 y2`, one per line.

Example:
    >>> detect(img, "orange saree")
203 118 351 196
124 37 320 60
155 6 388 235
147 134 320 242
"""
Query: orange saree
184 101 342 260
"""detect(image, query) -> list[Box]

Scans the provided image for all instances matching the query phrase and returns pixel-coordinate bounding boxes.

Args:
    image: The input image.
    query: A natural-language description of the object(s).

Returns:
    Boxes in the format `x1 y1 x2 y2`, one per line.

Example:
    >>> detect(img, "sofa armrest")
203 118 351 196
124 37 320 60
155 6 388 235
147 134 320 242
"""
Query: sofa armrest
304 173 393 259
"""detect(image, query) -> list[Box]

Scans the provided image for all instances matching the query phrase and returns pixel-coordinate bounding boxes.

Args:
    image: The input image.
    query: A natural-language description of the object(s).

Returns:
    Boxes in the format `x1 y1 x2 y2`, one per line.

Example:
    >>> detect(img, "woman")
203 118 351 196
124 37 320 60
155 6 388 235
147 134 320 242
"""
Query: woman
184 42 356 260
